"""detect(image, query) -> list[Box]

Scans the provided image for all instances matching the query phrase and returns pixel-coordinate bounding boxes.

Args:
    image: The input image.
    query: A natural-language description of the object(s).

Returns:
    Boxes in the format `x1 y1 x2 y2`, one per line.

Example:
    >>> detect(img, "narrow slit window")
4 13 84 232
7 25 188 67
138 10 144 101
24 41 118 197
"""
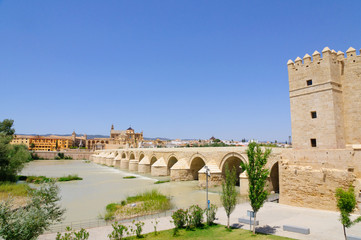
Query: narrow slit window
311 139 317 147
311 111 317 119
307 80 313 86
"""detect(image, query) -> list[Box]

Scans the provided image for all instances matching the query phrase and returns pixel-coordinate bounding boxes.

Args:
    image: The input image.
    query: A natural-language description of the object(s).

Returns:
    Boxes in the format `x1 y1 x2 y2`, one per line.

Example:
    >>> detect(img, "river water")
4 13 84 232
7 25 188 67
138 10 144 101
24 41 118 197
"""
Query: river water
21 160 243 223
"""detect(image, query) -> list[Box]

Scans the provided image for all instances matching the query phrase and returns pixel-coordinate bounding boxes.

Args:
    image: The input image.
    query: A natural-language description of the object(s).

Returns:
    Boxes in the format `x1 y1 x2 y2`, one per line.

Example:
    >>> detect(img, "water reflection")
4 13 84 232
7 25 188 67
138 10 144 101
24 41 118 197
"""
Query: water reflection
21 160 246 222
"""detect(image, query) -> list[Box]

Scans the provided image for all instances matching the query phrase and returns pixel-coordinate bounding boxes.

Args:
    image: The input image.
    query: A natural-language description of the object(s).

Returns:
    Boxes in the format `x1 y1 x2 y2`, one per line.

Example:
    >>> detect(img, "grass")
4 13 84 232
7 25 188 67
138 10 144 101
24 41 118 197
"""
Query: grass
123 224 295 240
154 180 170 184
58 174 83 182
18 174 82 183
104 189 171 220
0 182 31 198
123 176 136 179
24 175 53 184
0 182 32 206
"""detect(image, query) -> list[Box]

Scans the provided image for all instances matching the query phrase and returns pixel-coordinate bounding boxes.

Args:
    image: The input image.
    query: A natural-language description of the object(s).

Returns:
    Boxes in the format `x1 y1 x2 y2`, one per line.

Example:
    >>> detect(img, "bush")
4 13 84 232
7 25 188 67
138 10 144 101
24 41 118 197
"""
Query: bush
108 222 128 240
189 205 204 228
205 204 218 225
0 182 65 240
30 153 45 160
171 209 187 228
134 220 144 238
56 227 89 240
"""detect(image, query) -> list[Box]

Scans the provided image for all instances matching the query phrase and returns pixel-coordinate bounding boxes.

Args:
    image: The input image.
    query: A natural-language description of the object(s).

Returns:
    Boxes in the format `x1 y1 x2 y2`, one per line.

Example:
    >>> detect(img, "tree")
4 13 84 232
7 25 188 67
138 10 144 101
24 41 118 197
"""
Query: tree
0 119 15 136
240 142 271 234
335 186 361 240
221 164 238 229
0 182 65 240
30 143 35 150
0 119 30 181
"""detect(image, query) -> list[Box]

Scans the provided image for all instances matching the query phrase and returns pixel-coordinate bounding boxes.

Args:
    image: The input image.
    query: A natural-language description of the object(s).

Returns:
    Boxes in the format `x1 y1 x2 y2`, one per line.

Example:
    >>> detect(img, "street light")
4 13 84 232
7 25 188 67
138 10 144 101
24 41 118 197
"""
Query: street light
204 165 211 209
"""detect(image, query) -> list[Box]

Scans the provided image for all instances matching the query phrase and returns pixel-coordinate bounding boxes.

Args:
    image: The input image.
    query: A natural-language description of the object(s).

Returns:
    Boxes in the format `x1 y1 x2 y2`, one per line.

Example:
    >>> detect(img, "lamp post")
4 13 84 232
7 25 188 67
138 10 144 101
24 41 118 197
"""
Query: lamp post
205 165 210 209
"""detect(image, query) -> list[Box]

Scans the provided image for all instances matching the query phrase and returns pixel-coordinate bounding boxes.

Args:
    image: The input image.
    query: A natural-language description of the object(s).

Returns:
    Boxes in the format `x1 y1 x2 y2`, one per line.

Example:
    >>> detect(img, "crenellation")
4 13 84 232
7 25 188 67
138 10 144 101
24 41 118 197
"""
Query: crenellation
346 47 356 57
303 54 311 64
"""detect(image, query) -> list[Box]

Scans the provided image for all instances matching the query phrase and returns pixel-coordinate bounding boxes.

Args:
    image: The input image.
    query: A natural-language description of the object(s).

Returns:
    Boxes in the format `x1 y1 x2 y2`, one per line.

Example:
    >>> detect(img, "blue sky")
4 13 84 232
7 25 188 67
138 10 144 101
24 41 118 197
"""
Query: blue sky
0 1 360 141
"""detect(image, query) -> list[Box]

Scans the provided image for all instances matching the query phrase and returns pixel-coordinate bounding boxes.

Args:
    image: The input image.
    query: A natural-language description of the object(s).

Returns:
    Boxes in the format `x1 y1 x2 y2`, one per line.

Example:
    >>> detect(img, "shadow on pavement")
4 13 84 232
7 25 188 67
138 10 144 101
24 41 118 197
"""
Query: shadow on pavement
230 223 245 229
256 225 280 234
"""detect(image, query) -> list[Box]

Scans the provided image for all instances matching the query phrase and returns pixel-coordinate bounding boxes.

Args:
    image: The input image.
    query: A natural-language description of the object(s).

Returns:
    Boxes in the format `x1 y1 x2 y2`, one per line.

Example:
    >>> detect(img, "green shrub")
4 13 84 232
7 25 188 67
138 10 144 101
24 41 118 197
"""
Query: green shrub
134 220 145 238
171 209 187 228
108 222 128 240
189 205 204 228
106 203 119 215
205 204 218 225
56 227 89 240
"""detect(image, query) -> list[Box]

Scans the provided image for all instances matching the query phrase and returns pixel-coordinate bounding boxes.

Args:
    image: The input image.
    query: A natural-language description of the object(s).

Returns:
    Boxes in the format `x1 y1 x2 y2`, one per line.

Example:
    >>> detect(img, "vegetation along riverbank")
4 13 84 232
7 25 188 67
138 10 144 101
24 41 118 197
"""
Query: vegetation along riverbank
104 189 171 220
18 174 83 183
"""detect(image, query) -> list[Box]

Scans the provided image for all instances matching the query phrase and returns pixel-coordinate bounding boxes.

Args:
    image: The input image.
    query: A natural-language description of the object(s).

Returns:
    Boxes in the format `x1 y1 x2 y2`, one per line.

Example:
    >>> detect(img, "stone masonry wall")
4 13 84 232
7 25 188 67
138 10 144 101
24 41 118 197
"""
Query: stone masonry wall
34 151 93 160
279 161 356 211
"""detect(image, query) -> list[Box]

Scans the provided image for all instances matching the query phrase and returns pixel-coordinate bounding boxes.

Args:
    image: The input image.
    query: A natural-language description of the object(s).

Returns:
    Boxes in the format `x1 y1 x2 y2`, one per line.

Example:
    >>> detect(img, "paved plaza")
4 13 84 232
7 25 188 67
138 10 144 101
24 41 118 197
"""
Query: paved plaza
39 202 361 240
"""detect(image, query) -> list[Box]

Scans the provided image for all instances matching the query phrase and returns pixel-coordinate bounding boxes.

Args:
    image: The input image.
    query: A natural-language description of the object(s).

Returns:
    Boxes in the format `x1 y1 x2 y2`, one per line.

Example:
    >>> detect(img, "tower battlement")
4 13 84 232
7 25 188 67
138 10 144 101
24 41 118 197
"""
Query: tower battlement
287 47 361 69
287 47 361 150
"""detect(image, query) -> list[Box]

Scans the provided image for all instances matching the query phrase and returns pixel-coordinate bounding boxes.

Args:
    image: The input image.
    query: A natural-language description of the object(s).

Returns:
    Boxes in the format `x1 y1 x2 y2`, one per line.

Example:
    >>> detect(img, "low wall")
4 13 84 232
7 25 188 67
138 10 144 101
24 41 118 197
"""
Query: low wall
33 150 93 160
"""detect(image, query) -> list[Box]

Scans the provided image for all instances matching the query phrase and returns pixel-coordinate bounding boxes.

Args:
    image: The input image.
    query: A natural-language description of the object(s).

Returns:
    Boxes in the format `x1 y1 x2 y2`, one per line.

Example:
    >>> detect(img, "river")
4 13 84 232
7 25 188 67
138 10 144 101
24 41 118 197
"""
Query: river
20 160 243 223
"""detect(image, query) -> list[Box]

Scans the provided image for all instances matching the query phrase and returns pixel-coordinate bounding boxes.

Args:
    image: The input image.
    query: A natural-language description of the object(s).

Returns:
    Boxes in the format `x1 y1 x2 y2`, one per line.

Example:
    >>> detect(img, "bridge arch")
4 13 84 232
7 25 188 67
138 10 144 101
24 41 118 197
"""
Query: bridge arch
129 152 135 160
189 154 206 180
167 155 178 175
268 161 279 193
150 155 157 166
121 152 127 159
139 152 145 161
220 153 246 185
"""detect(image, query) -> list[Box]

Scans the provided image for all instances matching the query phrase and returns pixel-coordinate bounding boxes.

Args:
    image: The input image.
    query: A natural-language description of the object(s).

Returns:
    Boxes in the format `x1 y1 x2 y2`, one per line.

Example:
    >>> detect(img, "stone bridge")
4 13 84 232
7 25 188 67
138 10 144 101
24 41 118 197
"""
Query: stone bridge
90 147 283 194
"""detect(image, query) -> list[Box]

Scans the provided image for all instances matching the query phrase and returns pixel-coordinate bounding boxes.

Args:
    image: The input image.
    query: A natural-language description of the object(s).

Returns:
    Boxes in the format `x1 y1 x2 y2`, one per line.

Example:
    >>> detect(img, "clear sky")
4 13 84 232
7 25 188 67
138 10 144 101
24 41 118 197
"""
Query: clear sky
0 1 360 141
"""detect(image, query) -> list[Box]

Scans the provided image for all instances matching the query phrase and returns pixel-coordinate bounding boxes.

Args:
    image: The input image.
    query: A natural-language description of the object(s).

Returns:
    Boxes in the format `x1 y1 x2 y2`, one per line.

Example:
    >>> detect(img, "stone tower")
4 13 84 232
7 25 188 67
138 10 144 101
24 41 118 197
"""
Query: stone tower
72 131 76 142
287 47 361 149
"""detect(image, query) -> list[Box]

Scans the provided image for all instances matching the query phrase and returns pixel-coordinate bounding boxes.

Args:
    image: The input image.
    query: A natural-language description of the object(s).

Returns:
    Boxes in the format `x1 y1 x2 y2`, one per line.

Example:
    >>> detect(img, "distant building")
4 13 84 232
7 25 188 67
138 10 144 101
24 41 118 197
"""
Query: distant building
86 125 143 150
10 132 87 151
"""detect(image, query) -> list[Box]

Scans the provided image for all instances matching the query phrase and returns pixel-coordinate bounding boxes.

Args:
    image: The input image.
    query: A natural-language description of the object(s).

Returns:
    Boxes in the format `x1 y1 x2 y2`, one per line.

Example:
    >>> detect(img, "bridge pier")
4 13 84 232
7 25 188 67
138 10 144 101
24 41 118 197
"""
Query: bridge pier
198 163 223 187
114 154 121 168
239 172 249 195
170 159 193 181
121 159 129 169
170 169 193 181
151 157 168 176
129 160 139 171
138 156 151 173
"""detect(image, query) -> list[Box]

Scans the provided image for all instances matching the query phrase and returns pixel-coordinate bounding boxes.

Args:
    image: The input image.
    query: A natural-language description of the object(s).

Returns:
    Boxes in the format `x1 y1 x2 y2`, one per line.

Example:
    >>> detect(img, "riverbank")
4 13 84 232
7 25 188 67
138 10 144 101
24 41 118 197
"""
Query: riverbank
0 182 31 207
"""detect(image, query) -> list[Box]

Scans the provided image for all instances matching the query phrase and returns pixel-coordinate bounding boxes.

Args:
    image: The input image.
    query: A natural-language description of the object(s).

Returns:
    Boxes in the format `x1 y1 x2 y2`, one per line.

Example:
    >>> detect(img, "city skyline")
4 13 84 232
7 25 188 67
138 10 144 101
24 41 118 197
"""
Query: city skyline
1 1 360 141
